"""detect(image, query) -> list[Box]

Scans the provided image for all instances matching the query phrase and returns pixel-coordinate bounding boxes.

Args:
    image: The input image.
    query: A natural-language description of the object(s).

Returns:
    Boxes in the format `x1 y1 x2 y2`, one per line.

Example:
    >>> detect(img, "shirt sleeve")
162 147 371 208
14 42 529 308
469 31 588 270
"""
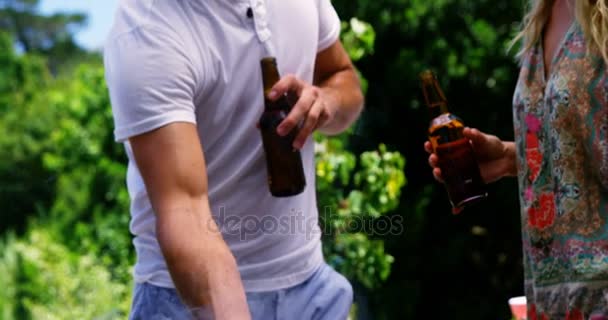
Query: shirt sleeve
104 28 198 143
317 0 341 52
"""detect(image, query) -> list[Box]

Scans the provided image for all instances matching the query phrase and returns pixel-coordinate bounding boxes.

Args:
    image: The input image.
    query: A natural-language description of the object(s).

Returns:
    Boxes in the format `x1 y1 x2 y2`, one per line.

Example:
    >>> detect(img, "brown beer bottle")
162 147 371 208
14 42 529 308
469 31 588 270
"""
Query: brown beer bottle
419 70 487 213
259 57 306 197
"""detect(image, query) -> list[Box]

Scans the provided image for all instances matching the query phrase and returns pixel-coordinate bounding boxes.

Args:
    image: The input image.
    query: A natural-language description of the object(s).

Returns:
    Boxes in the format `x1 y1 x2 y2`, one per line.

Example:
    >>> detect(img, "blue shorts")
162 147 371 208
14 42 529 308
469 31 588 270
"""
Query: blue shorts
129 263 353 320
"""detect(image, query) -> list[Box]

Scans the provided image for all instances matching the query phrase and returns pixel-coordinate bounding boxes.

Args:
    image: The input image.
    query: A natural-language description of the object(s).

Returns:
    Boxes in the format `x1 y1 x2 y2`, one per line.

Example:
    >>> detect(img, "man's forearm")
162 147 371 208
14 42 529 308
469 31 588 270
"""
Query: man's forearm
156 201 250 319
318 68 364 135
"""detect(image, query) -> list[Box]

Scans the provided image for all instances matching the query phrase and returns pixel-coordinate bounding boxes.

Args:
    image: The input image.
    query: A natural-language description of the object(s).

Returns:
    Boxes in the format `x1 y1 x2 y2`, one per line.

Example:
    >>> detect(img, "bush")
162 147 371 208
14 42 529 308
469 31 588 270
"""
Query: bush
0 228 131 320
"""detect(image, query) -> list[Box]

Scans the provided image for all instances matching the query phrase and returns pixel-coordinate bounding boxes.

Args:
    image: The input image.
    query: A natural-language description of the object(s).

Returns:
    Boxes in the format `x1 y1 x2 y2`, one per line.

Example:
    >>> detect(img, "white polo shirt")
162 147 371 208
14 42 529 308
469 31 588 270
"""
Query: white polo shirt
104 0 341 292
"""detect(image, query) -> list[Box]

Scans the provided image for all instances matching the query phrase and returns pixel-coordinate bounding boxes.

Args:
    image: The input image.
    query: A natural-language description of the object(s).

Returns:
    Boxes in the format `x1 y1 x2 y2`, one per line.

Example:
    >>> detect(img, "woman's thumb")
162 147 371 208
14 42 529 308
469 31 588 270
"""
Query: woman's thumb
463 127 487 146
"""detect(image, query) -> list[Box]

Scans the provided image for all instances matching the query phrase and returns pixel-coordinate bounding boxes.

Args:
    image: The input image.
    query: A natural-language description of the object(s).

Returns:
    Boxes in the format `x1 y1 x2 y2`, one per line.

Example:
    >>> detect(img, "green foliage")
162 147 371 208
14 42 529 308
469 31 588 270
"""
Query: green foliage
341 18 376 62
0 32 53 234
0 48 132 278
341 17 376 94
41 64 132 284
0 227 130 320
325 233 394 289
316 137 406 289
0 37 133 316
0 32 49 112
0 0 90 71
353 144 405 217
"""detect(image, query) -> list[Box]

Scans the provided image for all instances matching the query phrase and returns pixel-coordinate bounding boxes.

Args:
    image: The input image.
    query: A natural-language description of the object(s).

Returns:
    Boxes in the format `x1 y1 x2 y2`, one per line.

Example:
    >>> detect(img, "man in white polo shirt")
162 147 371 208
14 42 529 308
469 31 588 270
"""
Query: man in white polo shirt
104 0 363 319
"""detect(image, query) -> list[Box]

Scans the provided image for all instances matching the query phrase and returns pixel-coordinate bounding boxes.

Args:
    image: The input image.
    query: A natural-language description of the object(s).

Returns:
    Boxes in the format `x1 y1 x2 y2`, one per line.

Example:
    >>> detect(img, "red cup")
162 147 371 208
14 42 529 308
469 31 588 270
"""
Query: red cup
509 296 527 320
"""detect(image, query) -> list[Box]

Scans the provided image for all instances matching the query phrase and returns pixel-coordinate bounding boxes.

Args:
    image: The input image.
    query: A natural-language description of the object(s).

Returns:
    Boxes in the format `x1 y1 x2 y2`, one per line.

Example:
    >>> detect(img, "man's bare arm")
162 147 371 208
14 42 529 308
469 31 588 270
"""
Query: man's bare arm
130 122 250 319
313 40 364 135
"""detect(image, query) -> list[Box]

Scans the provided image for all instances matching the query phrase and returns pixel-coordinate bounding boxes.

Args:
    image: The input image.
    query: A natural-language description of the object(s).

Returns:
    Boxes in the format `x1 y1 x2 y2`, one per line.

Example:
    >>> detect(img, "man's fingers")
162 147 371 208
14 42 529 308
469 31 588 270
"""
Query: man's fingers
293 101 322 149
269 74 303 101
316 111 330 130
277 87 317 136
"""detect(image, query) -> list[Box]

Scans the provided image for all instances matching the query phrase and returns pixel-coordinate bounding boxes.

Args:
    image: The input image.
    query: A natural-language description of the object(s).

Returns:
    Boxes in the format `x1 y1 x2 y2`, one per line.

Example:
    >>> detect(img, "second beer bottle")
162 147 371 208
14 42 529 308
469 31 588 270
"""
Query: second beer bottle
420 70 488 213
259 57 306 197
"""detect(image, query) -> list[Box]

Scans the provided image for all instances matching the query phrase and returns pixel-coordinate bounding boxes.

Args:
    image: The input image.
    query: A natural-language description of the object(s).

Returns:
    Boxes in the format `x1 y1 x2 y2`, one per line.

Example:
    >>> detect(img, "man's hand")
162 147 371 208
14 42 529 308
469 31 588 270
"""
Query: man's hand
424 127 517 184
268 40 363 149
269 76 337 149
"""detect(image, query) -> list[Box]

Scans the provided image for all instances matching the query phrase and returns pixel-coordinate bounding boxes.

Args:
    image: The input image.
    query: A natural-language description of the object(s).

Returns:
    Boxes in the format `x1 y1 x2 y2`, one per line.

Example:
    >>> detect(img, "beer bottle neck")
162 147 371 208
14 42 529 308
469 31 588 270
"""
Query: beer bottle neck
261 57 280 97
420 70 450 118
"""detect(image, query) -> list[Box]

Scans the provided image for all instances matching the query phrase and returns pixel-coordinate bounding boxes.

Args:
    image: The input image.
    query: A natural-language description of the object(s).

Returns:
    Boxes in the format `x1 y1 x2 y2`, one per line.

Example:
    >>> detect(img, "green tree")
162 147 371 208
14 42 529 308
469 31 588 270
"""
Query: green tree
39 63 131 284
0 31 53 234
0 49 132 317
0 0 90 71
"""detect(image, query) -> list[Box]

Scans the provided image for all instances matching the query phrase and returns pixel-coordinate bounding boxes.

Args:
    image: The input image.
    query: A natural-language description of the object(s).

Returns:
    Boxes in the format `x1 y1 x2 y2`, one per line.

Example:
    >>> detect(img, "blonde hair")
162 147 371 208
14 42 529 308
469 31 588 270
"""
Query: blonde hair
511 0 608 63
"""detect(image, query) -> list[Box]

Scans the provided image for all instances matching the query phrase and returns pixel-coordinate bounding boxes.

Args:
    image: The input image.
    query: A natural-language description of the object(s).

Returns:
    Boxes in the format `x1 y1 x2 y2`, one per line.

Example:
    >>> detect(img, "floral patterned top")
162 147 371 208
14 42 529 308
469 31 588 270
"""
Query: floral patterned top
513 22 608 319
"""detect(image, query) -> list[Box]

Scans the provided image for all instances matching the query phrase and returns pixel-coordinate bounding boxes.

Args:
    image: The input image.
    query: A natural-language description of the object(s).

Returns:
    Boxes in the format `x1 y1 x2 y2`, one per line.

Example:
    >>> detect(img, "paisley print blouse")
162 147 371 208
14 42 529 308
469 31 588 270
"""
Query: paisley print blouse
513 22 608 319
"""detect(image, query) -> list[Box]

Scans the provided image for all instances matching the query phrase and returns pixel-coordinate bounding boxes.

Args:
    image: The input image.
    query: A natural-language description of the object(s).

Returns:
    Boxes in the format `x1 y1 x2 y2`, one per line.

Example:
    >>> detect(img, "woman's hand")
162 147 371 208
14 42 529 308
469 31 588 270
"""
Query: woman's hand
424 127 517 184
